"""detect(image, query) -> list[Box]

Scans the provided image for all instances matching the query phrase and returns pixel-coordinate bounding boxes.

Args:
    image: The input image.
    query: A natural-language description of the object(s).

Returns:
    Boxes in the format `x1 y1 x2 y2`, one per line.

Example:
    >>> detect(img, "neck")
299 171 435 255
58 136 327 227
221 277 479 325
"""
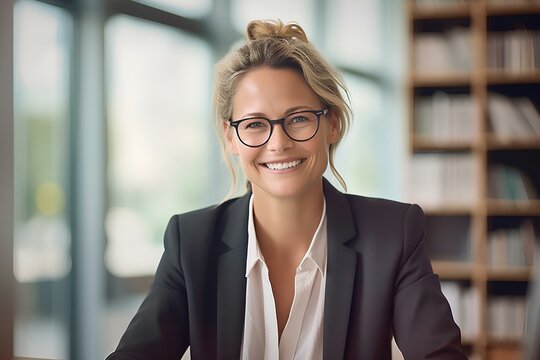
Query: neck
251 180 325 260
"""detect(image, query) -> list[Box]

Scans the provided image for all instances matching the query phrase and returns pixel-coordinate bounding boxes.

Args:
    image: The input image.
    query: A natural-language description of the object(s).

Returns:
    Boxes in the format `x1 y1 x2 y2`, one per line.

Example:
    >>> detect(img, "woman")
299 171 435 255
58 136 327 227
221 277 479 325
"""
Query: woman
107 20 466 359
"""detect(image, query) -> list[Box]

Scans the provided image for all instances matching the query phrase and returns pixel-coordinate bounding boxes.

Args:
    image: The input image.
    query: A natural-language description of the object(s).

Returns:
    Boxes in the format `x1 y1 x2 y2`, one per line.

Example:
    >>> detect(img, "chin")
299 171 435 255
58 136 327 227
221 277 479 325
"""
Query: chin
252 176 323 200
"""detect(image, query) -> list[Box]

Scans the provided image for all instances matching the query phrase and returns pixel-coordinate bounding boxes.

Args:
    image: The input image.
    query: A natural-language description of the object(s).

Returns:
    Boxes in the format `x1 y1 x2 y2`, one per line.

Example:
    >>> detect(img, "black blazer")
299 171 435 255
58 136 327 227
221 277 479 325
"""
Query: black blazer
107 179 466 359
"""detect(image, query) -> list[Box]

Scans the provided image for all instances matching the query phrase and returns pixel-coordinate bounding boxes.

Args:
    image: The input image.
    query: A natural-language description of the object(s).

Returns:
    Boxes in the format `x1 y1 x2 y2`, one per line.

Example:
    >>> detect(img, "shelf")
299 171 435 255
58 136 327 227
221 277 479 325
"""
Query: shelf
486 71 540 85
422 205 474 215
411 73 471 87
407 2 538 356
410 69 540 88
487 344 522 360
487 266 533 281
486 3 540 16
412 5 471 20
487 199 540 215
487 337 524 346
432 260 473 279
413 138 475 152
487 135 540 150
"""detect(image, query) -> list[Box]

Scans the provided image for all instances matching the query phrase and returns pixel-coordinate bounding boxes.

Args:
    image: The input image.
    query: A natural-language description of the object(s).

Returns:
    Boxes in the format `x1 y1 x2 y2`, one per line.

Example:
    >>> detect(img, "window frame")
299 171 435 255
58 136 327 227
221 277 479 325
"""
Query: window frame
1 0 14 358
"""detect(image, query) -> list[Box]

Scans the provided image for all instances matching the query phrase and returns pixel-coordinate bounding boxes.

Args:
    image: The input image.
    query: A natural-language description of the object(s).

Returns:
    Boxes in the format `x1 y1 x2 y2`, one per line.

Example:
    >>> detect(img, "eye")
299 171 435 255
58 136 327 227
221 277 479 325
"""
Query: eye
286 112 314 127
241 119 268 130
291 115 308 123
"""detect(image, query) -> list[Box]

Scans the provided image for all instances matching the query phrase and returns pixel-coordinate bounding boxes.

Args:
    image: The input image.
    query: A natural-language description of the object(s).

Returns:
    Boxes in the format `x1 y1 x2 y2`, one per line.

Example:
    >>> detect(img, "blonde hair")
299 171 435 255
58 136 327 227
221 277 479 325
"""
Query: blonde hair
213 19 352 197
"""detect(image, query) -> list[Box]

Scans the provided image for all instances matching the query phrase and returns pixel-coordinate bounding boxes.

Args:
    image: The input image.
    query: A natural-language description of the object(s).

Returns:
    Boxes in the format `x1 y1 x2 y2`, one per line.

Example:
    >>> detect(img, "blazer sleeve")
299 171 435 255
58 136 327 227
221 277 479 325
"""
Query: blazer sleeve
106 215 189 360
392 204 467 359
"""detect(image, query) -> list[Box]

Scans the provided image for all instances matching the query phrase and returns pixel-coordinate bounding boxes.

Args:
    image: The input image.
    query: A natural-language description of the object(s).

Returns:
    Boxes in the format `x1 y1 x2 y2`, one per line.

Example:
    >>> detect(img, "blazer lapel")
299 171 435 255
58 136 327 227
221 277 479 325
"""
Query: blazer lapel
217 193 250 360
323 179 358 360
215 181 358 359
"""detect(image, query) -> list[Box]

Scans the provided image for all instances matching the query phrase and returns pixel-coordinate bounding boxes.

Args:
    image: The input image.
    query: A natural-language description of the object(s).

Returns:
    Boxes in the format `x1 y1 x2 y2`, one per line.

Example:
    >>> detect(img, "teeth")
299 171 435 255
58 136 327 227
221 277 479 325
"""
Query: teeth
266 159 302 170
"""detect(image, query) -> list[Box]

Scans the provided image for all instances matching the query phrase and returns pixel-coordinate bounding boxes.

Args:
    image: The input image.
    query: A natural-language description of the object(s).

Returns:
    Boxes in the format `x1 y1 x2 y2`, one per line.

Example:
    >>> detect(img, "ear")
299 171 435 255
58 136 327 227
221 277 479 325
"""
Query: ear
223 120 239 155
326 109 340 145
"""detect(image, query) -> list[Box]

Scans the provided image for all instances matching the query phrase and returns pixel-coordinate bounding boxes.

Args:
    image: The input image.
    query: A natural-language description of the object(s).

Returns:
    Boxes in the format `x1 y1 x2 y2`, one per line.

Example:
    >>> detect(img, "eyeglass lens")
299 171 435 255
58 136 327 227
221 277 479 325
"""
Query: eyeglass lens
237 111 320 146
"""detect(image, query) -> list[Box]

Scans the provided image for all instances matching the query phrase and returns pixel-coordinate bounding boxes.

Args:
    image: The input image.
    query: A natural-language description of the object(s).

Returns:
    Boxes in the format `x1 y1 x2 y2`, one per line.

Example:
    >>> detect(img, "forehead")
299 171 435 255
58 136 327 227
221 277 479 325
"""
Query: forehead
232 67 321 118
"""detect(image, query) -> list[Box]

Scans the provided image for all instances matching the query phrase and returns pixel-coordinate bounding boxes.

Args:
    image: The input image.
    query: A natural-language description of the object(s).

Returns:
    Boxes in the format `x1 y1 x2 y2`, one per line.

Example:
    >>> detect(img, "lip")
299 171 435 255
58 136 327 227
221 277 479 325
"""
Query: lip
259 157 307 172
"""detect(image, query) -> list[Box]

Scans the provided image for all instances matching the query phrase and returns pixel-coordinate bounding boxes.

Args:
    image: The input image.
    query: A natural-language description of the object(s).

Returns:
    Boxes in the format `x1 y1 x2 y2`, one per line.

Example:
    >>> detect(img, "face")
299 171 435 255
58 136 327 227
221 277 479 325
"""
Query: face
224 66 339 200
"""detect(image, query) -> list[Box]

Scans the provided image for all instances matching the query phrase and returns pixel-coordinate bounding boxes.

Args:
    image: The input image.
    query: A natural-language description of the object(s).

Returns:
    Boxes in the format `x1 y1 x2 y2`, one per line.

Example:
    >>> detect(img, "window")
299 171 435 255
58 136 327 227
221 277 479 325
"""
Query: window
9 1 405 358
231 0 317 40
332 75 385 197
325 0 382 71
13 0 72 357
105 15 214 277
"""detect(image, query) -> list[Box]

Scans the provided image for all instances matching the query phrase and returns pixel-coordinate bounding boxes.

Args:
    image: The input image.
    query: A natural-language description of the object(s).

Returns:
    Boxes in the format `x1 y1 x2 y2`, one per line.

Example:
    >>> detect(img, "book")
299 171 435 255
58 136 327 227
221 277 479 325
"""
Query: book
489 229 508 266
488 29 540 72
488 165 539 201
409 154 476 207
462 286 480 338
440 282 480 338
415 92 475 141
521 219 537 266
441 281 462 328
488 221 538 267
488 93 540 140
415 27 471 75
489 296 526 339
515 97 540 135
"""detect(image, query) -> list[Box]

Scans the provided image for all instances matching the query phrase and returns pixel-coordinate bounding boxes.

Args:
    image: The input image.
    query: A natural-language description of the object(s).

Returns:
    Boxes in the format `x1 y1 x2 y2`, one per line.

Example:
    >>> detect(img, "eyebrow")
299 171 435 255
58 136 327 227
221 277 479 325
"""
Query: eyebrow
237 105 317 119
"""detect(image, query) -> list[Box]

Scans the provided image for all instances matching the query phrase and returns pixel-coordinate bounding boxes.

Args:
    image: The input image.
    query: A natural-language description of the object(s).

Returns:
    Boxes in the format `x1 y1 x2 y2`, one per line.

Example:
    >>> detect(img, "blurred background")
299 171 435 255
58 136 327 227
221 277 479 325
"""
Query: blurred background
1 0 540 359
3 0 405 359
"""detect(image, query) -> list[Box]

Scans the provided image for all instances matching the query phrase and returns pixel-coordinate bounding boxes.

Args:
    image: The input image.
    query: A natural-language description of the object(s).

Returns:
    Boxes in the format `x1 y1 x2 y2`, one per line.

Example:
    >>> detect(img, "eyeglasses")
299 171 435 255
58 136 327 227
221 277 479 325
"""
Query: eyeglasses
228 108 328 148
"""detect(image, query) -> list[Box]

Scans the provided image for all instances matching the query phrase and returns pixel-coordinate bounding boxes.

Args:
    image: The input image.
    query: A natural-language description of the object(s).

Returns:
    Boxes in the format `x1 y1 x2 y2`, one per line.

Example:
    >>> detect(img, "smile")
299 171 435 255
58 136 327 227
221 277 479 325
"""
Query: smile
263 158 306 170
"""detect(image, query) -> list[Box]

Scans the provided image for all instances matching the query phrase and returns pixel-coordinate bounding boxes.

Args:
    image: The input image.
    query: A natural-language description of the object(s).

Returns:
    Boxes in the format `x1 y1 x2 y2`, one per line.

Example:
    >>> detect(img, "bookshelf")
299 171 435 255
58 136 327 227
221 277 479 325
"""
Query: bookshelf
407 0 540 359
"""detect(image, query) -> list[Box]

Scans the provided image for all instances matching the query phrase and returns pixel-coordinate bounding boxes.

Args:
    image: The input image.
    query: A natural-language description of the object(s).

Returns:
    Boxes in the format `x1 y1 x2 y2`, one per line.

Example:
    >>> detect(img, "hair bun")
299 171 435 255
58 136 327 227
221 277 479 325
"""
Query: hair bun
246 20 308 43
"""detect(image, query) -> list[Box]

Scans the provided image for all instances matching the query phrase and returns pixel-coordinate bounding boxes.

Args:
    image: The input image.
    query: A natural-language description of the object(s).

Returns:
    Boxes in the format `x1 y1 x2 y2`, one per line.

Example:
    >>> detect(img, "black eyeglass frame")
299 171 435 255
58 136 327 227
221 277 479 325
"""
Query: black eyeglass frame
228 108 329 148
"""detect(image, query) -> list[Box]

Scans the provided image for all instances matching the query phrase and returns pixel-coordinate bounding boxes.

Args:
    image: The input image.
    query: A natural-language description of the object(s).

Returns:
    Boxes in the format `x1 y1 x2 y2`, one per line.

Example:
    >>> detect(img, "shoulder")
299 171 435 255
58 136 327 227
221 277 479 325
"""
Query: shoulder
339 193 426 256
164 194 250 253
323 179 425 241
159 195 250 271
171 196 245 228
344 192 410 210
344 192 424 225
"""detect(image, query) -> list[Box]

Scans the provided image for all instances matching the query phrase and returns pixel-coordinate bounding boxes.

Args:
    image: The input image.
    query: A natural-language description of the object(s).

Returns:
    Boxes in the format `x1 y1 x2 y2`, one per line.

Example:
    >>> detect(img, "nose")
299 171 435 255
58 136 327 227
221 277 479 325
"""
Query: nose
266 124 293 152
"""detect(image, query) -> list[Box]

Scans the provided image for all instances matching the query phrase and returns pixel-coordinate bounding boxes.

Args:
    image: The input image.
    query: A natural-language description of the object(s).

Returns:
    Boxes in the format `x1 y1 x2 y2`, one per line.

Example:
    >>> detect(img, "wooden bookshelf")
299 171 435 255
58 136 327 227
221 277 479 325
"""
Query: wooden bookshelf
408 1 540 358
486 3 540 16
423 205 474 215
412 73 472 87
486 71 540 85
487 199 540 215
413 137 476 151
433 260 475 279
486 135 540 149
487 266 533 281
412 5 472 20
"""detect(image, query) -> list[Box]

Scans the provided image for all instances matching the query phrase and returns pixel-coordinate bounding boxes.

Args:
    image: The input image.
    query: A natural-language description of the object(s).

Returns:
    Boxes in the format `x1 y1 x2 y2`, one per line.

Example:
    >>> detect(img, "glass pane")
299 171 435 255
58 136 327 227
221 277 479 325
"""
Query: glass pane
13 0 72 358
133 0 211 18
105 15 213 277
331 75 386 197
325 0 382 71
231 0 316 41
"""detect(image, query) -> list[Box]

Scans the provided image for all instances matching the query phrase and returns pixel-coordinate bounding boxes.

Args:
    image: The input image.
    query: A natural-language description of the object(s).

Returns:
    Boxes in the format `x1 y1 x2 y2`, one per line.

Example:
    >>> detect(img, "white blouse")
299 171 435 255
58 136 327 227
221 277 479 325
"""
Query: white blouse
240 196 327 360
